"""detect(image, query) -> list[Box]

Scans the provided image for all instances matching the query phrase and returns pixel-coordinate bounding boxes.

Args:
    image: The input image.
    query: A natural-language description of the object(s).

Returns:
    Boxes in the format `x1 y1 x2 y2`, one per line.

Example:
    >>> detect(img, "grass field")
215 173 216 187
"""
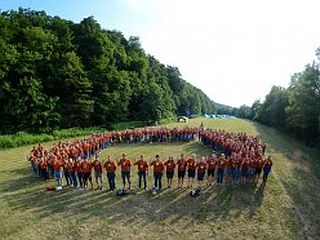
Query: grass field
0 118 319 240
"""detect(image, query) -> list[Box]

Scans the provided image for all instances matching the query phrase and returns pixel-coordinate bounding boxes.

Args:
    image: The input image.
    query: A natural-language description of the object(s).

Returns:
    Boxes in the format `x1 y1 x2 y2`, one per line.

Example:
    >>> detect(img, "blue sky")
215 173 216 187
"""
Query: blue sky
0 0 154 37
1 0 320 107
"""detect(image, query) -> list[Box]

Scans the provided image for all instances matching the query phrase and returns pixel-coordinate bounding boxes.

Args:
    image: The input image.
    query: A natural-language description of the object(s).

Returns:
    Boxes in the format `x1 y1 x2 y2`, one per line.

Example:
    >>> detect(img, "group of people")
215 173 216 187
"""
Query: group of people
28 126 273 191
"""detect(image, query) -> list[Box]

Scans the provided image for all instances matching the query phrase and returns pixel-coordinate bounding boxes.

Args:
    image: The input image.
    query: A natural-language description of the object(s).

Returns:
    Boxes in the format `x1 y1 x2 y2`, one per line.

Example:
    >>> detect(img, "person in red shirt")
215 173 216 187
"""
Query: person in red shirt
225 155 233 185
63 159 73 186
28 154 37 176
39 158 48 181
187 154 197 188
81 158 93 190
262 156 273 183
93 158 103 190
255 157 264 183
216 154 226 184
103 155 116 191
118 153 131 190
206 154 216 186
165 156 176 188
53 157 63 188
75 159 84 188
196 156 207 188
241 157 249 184
70 159 78 188
150 154 164 190
134 155 148 189
177 154 187 187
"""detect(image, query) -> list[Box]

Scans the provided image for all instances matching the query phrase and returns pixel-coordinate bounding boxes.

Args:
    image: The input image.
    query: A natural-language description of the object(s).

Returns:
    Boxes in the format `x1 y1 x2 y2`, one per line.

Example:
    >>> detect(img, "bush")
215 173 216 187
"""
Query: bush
0 127 104 149
0 119 175 149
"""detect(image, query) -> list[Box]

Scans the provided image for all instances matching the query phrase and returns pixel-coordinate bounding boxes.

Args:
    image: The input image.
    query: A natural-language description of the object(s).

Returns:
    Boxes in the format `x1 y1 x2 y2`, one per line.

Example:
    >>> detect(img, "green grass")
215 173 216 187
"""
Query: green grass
0 127 105 149
0 119 176 150
0 119 175 150
0 118 319 239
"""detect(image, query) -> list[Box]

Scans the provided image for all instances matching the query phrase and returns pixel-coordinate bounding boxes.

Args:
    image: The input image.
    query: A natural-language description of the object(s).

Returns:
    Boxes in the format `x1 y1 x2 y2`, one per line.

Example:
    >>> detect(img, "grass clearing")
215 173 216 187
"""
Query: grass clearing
0 118 319 239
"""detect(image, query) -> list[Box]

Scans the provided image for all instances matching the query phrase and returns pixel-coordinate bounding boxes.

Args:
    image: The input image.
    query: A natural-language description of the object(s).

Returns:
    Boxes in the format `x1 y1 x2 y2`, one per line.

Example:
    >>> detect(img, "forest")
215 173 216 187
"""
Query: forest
0 8 216 134
1 8 318 147
235 54 320 147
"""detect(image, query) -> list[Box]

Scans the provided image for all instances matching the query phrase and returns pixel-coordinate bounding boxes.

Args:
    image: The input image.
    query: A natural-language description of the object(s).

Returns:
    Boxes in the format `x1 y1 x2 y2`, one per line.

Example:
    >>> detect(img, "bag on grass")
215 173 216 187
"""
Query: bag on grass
189 187 201 197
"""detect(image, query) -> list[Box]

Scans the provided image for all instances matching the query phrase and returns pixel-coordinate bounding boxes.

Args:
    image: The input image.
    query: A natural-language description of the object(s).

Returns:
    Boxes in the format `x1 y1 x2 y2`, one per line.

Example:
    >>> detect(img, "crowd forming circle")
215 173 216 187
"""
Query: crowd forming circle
28 127 273 192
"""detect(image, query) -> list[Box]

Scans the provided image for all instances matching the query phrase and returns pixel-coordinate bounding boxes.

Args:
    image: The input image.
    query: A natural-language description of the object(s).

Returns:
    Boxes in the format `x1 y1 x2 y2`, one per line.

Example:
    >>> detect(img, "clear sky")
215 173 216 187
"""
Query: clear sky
1 0 320 107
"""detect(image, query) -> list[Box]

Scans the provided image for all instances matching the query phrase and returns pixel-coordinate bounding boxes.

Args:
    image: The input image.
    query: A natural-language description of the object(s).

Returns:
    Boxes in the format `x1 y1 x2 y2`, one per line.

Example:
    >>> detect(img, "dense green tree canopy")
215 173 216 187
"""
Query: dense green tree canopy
234 53 320 147
0 8 216 133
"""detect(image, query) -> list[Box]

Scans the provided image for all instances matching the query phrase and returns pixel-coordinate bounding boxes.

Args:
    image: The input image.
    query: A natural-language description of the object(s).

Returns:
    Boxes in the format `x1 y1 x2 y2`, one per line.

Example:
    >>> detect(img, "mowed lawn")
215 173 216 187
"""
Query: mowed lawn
0 118 320 240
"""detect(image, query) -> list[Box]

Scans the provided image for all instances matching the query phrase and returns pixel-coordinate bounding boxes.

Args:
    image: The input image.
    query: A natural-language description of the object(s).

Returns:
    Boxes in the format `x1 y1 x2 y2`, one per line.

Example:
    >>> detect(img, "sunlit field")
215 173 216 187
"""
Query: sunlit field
0 118 319 240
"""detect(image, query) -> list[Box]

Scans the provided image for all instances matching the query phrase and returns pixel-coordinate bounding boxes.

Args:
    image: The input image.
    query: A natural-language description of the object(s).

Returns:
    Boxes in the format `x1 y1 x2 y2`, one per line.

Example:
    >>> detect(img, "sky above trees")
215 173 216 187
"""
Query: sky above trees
1 0 320 107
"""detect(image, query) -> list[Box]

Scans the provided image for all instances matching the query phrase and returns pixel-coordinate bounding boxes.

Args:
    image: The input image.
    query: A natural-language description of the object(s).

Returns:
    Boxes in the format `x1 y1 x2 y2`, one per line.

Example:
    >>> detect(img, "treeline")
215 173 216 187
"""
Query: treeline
235 51 320 147
0 8 215 134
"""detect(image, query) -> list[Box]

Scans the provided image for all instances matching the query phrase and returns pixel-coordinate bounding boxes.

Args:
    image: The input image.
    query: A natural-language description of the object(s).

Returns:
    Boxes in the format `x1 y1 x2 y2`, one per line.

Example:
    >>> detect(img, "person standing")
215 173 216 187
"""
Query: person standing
177 154 187 188
165 156 176 188
216 154 226 184
76 159 84 189
28 153 37 176
103 155 117 191
118 153 131 190
134 155 148 189
82 158 93 190
53 156 63 189
93 158 103 190
70 159 78 188
187 154 197 188
150 155 164 190
206 154 216 186
262 156 273 183
39 158 49 181
196 156 207 188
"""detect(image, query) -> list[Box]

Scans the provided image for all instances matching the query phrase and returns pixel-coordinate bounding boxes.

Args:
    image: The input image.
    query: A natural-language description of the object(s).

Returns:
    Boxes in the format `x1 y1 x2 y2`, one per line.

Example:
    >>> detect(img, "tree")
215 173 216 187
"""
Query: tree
0 9 217 133
256 86 289 128
286 64 320 146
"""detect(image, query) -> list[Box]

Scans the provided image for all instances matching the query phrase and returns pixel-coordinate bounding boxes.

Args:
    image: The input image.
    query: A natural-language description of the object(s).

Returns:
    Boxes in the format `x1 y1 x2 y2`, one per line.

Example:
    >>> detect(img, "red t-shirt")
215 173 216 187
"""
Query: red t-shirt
196 162 207 173
165 160 176 172
93 161 103 173
151 160 164 173
103 160 116 172
177 159 187 171
206 158 215 170
53 159 62 171
187 158 196 170
119 158 131 172
39 160 48 169
81 160 93 174
135 159 148 172
264 159 273 168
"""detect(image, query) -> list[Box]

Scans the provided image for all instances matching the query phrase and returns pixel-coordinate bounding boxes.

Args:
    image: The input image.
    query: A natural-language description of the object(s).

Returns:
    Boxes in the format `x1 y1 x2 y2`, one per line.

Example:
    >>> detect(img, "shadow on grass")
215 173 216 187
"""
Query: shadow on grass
253 122 320 239
0 167 266 227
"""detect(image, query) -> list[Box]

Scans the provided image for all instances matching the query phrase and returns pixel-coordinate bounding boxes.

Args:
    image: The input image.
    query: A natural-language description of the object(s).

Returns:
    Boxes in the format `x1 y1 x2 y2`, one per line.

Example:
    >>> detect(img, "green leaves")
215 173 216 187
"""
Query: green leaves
250 61 320 146
0 8 216 134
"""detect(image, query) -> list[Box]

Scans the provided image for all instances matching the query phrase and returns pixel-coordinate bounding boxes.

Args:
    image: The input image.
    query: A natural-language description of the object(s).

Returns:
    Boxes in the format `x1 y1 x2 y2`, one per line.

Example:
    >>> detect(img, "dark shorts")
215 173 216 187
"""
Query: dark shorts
166 171 174 179
207 169 215 177
54 170 61 180
178 170 186 179
197 172 205 181
256 168 262 175
188 169 196 178
83 172 92 181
